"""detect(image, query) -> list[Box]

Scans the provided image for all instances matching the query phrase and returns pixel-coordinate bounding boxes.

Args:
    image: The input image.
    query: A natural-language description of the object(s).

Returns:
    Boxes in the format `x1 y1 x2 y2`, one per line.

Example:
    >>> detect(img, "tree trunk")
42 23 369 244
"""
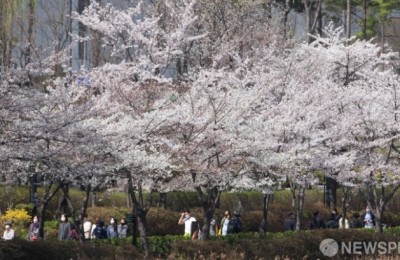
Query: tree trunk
197 186 221 240
326 177 338 209
91 192 96 208
341 186 350 228
137 208 149 256
346 0 351 39
303 0 312 43
91 0 102 68
127 172 138 247
30 171 38 216
366 182 400 233
60 183 81 239
290 182 296 207
126 192 131 208
57 183 69 215
303 0 322 43
375 204 384 233
78 0 90 65
1 0 17 70
126 169 152 257
362 0 368 39
259 193 272 238
25 0 35 66
38 182 62 239
78 183 92 241
317 1 322 36
158 192 167 209
295 187 305 231
282 0 292 39
57 182 94 243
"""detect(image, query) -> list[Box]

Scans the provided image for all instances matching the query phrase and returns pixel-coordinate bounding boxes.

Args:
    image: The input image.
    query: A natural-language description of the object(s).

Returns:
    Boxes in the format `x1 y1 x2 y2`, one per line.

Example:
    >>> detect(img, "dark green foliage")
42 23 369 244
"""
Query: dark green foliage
161 191 201 211
0 238 77 260
14 203 34 214
2 229 400 259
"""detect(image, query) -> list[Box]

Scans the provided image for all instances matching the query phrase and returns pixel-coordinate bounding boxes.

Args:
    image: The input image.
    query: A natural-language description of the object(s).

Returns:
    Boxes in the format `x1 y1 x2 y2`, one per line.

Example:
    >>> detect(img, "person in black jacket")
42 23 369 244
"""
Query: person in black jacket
326 208 340 229
349 213 364 228
283 212 296 231
310 210 325 229
227 211 242 234
92 220 108 239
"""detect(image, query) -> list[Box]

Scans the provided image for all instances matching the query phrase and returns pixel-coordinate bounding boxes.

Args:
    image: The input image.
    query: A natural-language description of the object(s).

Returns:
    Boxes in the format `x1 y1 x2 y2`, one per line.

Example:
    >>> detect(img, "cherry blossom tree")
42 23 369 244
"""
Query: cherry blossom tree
0 45 115 236
71 0 210 251
282 24 400 233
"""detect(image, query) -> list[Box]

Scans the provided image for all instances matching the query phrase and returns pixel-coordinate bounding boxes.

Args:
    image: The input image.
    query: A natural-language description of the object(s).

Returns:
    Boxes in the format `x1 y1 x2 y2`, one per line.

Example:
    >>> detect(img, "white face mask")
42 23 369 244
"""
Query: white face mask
110 220 115 225
61 216 66 222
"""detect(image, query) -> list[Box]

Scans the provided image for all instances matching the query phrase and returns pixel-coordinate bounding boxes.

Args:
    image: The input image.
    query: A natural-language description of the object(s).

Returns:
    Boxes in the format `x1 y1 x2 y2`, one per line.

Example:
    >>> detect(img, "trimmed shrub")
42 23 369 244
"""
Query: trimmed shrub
86 207 128 223
2 229 400 259
164 192 200 211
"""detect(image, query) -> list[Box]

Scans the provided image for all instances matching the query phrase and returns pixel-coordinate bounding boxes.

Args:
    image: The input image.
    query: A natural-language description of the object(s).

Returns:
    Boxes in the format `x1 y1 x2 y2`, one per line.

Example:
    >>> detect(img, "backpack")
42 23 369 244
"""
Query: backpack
227 218 242 233
94 226 107 239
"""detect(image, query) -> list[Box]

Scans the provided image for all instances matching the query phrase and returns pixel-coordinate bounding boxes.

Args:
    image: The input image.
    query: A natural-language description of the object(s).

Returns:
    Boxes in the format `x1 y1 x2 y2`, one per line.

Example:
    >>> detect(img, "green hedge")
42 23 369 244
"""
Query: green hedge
2 229 400 259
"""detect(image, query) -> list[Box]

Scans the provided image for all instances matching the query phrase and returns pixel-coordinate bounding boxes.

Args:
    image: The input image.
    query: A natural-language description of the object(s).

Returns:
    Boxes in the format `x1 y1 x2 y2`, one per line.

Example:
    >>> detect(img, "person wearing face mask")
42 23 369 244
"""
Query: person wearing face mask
117 218 130 238
58 214 71 241
28 215 41 241
178 209 196 237
2 222 15 241
107 217 118 238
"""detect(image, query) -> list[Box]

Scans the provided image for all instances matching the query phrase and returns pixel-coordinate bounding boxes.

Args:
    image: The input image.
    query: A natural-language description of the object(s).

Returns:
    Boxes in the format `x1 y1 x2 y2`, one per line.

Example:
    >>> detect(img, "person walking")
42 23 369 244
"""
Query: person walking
107 217 118 239
178 209 196 237
209 218 218 237
227 211 242 234
82 214 92 240
58 214 71 241
283 212 296 231
220 211 231 236
117 218 130 238
92 220 108 239
362 206 376 229
310 210 325 229
28 216 41 241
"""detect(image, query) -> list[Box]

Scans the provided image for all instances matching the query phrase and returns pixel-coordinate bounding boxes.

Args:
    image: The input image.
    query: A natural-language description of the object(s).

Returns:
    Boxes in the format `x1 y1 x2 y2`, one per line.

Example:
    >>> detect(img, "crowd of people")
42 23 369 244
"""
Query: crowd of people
0 206 378 241
0 214 131 242
283 206 376 231
178 209 242 240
